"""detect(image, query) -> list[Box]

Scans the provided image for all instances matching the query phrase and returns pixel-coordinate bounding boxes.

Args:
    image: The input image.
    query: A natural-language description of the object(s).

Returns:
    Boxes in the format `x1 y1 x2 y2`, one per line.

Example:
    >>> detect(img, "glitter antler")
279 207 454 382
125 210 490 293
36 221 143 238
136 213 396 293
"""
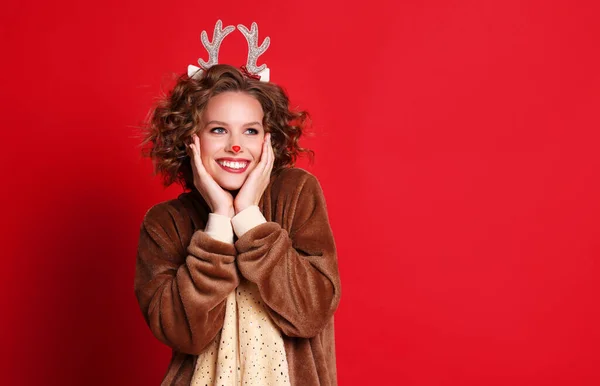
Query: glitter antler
198 20 235 68
237 22 271 78
187 20 270 81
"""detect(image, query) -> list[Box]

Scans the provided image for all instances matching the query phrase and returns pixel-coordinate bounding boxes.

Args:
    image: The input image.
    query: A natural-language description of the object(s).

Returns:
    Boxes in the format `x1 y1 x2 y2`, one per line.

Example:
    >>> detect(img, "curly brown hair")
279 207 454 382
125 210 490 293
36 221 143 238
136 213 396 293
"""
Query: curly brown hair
140 64 313 191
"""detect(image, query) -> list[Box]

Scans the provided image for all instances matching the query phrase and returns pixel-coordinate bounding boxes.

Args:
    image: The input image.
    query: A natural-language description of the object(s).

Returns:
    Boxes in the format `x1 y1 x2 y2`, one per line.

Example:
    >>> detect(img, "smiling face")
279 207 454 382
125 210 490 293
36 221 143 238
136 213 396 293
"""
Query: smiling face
198 91 265 191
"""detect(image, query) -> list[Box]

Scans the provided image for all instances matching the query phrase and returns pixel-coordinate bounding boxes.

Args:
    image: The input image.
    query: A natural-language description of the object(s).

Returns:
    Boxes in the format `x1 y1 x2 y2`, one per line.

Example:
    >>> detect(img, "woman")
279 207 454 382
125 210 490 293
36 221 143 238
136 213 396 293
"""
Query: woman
135 63 342 385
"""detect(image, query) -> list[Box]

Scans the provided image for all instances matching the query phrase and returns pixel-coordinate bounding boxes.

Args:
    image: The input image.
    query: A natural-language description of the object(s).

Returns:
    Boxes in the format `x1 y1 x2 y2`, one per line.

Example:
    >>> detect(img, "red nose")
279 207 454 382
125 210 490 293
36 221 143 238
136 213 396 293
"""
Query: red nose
232 146 241 153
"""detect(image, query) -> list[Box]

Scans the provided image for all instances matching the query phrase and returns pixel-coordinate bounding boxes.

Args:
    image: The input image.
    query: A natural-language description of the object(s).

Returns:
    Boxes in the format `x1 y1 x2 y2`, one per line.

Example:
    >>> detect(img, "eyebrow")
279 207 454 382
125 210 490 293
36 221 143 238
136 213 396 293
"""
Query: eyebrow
205 120 263 127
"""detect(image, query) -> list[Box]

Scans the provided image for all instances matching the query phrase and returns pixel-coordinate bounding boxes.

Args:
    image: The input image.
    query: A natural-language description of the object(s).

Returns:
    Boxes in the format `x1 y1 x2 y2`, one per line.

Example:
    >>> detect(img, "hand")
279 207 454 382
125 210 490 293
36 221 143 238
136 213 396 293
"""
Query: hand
187 134 235 218
234 133 274 214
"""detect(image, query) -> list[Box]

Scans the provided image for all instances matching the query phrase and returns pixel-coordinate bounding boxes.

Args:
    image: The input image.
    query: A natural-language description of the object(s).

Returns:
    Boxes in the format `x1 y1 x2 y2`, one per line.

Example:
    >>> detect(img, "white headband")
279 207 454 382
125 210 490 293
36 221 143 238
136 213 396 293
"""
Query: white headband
187 20 271 82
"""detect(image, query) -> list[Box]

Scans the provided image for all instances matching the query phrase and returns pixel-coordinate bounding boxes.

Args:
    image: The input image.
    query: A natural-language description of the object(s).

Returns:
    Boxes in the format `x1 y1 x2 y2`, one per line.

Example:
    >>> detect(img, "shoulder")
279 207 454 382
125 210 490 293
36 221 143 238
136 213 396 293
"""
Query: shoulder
271 167 322 195
269 168 327 217
142 198 189 229
140 198 196 255
269 168 331 234
276 166 315 180
142 190 209 240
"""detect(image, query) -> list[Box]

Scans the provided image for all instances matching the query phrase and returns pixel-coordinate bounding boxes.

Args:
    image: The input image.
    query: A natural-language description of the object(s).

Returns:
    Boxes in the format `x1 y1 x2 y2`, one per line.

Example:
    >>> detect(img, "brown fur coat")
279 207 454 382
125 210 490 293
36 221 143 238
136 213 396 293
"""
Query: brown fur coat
135 168 341 385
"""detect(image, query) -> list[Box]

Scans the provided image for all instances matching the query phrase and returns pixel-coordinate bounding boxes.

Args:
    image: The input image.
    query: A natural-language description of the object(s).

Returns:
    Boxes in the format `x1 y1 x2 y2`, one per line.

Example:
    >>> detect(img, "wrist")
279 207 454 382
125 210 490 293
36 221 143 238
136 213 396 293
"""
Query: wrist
231 205 267 237
214 206 234 218
234 202 253 214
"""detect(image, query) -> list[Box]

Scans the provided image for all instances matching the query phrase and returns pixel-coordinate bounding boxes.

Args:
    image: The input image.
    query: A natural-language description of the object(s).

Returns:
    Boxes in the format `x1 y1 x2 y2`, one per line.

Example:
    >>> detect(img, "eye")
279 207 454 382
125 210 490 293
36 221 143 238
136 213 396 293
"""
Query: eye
244 128 259 135
210 127 227 134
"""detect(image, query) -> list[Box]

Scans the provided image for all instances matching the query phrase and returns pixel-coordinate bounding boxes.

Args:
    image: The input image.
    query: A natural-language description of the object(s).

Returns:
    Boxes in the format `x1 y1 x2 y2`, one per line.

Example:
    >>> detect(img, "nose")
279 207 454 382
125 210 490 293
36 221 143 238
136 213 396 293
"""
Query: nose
227 134 243 154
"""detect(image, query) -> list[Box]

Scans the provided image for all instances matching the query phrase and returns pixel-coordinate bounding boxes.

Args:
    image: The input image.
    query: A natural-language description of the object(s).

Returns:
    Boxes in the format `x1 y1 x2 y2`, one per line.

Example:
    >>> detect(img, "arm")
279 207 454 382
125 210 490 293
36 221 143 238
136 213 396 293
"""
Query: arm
232 173 341 338
134 202 239 355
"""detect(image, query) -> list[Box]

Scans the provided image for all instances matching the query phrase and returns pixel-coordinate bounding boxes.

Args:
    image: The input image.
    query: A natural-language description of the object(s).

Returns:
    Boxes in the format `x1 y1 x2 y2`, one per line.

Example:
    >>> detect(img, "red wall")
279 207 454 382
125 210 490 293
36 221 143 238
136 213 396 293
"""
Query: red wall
2 0 599 384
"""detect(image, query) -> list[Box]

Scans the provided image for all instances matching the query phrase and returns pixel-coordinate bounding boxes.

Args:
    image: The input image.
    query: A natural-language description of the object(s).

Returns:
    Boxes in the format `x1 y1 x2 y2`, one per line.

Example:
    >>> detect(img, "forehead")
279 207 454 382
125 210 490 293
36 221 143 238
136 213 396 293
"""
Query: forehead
203 92 264 123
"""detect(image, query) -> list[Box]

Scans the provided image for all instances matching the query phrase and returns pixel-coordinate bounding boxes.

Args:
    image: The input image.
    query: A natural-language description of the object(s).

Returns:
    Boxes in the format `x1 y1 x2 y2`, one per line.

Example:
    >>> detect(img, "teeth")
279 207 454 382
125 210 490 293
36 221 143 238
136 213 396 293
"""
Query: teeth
218 160 248 169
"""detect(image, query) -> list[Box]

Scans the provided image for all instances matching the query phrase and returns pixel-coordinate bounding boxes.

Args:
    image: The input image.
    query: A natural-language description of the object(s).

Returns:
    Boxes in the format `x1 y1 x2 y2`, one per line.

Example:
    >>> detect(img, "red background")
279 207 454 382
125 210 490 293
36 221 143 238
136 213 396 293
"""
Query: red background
2 0 599 385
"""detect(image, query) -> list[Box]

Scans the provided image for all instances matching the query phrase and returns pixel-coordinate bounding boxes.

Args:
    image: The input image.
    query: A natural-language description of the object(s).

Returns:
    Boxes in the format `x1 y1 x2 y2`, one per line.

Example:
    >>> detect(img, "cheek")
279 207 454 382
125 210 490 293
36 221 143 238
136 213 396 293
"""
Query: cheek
199 137 220 164
249 138 265 160
200 154 211 170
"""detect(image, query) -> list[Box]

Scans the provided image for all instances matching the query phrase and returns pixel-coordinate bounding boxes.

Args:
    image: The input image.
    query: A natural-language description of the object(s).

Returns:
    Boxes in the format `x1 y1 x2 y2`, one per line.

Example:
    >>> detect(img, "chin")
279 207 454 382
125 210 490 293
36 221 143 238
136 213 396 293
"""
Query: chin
214 175 245 191
210 163 256 191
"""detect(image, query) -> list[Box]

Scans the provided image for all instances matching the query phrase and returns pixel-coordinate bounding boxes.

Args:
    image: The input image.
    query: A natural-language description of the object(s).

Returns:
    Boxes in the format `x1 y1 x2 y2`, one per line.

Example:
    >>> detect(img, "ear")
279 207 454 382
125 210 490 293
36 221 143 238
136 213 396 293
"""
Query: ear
188 65 204 79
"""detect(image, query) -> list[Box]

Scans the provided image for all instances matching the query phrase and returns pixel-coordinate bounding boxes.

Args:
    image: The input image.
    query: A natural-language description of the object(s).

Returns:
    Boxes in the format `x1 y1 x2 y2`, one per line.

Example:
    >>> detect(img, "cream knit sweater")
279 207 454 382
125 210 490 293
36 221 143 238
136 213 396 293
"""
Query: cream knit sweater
190 206 290 385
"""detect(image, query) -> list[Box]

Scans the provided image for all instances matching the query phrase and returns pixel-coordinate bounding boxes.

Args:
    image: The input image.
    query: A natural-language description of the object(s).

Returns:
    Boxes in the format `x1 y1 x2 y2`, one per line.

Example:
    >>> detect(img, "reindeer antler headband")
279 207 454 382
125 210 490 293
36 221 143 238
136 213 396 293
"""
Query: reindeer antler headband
187 20 271 82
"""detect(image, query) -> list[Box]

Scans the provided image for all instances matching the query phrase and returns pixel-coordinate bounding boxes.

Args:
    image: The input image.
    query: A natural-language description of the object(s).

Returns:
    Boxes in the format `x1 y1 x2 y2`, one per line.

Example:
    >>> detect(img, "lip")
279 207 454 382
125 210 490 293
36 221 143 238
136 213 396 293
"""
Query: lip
215 158 251 174
216 157 251 162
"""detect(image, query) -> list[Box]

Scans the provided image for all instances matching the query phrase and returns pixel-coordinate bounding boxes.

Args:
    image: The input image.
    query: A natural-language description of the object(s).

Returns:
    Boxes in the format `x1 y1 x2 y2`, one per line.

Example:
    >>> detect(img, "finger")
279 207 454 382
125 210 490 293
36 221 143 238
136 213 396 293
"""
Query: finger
196 135 203 160
188 145 197 168
263 133 271 162
268 134 274 170
260 133 270 171
186 135 195 152
194 134 201 155
266 135 274 175
262 134 270 171
252 135 267 174
187 137 196 157
192 135 210 176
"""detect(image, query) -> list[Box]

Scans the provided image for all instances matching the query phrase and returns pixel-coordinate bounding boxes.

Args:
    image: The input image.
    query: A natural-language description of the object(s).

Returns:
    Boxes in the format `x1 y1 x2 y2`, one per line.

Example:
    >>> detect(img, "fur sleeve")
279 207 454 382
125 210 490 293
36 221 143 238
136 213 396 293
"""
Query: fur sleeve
134 202 240 354
234 172 341 338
